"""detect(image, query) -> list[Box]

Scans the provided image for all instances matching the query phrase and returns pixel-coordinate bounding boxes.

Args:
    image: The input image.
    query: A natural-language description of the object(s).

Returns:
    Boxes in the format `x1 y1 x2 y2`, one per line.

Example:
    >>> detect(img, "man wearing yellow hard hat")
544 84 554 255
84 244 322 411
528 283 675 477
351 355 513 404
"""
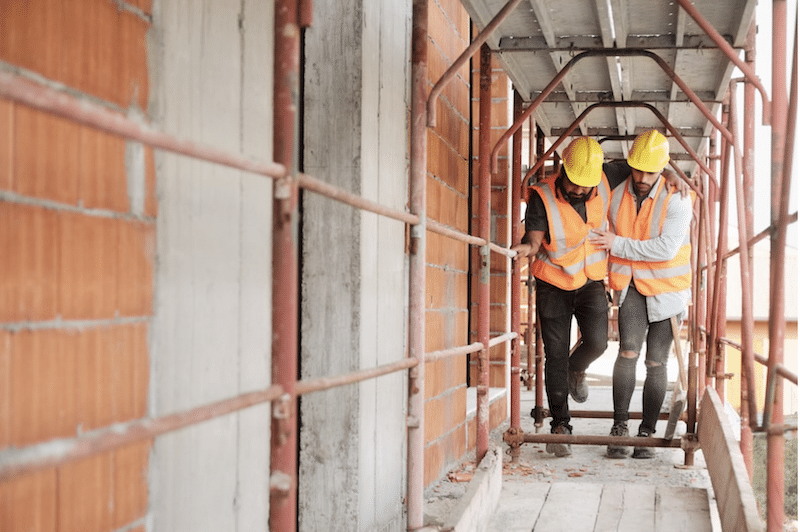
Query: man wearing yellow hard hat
512 134 688 457
589 129 693 459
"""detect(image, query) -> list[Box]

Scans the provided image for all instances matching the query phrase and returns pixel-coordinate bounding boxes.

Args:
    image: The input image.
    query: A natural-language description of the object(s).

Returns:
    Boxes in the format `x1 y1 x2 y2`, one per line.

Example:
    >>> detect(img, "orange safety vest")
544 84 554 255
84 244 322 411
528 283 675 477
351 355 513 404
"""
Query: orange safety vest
531 173 610 290
607 178 692 295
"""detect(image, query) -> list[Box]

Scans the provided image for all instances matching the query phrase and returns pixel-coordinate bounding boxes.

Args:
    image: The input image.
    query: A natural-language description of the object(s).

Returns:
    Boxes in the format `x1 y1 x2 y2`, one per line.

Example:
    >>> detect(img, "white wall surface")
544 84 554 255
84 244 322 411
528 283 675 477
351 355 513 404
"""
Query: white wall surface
148 0 274 530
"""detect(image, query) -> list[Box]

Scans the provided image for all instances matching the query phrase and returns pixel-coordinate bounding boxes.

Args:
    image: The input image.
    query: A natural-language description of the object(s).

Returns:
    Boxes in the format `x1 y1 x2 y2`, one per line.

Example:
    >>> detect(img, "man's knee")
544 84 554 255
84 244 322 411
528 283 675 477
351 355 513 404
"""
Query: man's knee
620 350 638 359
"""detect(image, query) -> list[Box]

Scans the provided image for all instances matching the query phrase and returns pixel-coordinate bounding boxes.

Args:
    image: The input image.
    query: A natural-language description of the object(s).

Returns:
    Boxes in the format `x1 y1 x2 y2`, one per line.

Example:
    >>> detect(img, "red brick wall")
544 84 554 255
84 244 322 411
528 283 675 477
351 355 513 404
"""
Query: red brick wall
0 2 155 531
424 0 510 486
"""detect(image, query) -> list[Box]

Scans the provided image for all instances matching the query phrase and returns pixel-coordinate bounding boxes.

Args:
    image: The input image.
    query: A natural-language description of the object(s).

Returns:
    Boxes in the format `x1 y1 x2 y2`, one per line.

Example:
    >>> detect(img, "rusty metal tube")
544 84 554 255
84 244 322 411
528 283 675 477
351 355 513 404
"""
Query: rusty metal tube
426 0 524 127
270 0 301 529
674 0 770 124
764 3 791 529
476 44 493 464
523 102 713 193
523 433 683 448
511 92 523 446
727 80 760 430
295 359 418 396
0 70 286 180
426 343 484 363
407 0 428 527
0 384 283 482
491 48 736 173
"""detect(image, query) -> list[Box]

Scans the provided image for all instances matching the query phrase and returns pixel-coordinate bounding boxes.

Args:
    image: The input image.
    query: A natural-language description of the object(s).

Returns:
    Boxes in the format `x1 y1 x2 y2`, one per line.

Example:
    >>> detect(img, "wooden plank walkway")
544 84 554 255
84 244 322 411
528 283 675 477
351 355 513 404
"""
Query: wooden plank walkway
487 481 714 532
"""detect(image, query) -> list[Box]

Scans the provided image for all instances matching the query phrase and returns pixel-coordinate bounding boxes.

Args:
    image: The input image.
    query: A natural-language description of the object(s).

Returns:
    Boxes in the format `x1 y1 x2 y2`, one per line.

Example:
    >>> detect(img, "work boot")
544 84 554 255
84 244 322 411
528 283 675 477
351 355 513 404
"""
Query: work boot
546 424 572 457
632 428 656 459
568 369 589 403
605 421 630 458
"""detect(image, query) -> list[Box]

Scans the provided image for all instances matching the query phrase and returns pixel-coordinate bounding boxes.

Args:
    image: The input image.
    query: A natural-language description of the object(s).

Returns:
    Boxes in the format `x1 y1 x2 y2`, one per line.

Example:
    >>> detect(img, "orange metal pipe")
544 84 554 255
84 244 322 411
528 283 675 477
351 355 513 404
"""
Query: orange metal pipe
674 0 771 124
492 48 736 173
727 80 759 430
270 0 301 529
764 2 791 529
0 70 286 180
476 43 492 464
0 385 282 482
510 92 523 448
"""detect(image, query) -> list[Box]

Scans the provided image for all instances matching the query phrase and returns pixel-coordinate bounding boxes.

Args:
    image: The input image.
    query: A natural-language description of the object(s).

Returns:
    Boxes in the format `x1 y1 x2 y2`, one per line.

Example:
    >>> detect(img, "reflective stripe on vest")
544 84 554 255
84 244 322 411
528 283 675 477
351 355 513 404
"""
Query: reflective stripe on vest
608 178 692 296
531 173 610 291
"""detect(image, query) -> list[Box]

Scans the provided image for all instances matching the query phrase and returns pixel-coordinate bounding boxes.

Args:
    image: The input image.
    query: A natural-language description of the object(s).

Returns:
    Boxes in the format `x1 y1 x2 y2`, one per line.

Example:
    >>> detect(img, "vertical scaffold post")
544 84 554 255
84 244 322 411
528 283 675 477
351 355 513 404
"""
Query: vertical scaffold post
476 43 492 464
408 0 428 528
766 2 789 529
270 0 301 530
509 91 523 461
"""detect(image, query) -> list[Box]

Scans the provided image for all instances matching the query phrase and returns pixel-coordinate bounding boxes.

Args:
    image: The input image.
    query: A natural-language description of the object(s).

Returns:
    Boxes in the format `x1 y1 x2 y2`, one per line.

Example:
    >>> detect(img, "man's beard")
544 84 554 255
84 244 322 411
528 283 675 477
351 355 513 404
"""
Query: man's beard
557 178 593 203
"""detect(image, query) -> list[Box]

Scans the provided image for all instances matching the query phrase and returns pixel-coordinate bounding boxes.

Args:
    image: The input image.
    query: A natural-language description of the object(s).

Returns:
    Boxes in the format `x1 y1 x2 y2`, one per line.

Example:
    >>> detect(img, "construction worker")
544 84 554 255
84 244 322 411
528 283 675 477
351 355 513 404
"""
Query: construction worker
588 129 693 459
512 136 619 457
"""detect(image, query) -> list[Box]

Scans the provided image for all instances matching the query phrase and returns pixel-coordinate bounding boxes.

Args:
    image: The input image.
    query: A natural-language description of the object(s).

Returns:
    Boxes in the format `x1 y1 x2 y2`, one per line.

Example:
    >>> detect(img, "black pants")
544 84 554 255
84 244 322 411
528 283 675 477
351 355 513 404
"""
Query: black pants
536 279 609 430
612 285 675 434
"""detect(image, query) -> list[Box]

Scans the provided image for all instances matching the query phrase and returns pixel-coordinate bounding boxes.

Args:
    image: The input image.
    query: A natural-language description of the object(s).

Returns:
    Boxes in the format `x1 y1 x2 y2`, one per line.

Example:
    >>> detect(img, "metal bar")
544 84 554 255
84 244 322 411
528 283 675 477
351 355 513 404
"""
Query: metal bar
426 343 484 363
523 433 683 448
522 102 712 193
765 3 790 528
674 0 771 124
297 173 419 225
0 69 286 180
489 332 518 348
727 80 760 430
510 92 523 458
708 99 730 390
407 0 428 527
0 384 283 482
570 410 677 420
526 266 534 391
719 212 798 262
270 0 301 528
741 22 758 474
425 220 516 257
426 0 524 127
476 43 492 465
296 359 419 396
490 48 737 173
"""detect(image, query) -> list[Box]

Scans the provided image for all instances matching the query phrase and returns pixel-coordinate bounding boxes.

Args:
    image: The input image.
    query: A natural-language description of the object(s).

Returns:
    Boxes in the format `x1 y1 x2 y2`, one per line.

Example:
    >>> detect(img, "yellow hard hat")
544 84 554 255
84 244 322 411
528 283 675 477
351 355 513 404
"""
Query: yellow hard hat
562 137 603 187
627 129 670 173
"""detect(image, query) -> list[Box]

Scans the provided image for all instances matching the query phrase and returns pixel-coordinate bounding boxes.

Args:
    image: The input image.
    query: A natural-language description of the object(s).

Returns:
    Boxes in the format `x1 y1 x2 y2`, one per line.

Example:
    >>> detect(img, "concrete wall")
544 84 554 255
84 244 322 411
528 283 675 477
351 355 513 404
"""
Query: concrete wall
300 1 410 530
148 1 274 530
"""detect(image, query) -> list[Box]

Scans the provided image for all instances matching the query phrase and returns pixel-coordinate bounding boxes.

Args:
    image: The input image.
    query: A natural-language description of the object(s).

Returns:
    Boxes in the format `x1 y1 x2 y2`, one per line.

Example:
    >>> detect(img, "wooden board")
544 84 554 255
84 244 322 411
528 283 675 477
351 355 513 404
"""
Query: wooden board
698 388 764 532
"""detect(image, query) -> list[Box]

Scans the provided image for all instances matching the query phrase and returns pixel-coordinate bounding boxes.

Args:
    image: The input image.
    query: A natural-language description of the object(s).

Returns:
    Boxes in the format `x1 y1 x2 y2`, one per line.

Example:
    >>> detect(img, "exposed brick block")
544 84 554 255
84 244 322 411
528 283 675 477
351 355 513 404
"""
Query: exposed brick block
0 0 64 83
58 212 119 320
80 126 128 212
117 220 154 317
58 453 113 532
0 100 12 190
112 440 150 528
0 203 59 322
0 331 9 449
0 468 57 532
14 107 81 205
143 146 157 217
10 329 78 446
76 327 116 431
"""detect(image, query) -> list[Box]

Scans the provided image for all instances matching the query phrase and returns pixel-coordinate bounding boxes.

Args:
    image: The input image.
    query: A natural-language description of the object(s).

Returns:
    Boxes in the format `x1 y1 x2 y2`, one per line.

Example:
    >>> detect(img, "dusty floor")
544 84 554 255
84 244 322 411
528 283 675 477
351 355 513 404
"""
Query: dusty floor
423 342 798 531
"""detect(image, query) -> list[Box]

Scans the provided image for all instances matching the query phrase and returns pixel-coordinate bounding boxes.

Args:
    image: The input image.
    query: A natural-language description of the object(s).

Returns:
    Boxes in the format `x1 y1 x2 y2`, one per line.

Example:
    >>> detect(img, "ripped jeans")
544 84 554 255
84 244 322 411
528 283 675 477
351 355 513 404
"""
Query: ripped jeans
612 285 676 435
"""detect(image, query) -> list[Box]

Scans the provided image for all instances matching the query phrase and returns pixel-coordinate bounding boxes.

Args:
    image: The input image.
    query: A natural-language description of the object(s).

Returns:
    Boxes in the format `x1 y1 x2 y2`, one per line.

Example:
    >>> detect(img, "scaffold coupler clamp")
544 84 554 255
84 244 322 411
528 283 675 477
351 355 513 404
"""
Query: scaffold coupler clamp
681 432 700 452
503 426 525 449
